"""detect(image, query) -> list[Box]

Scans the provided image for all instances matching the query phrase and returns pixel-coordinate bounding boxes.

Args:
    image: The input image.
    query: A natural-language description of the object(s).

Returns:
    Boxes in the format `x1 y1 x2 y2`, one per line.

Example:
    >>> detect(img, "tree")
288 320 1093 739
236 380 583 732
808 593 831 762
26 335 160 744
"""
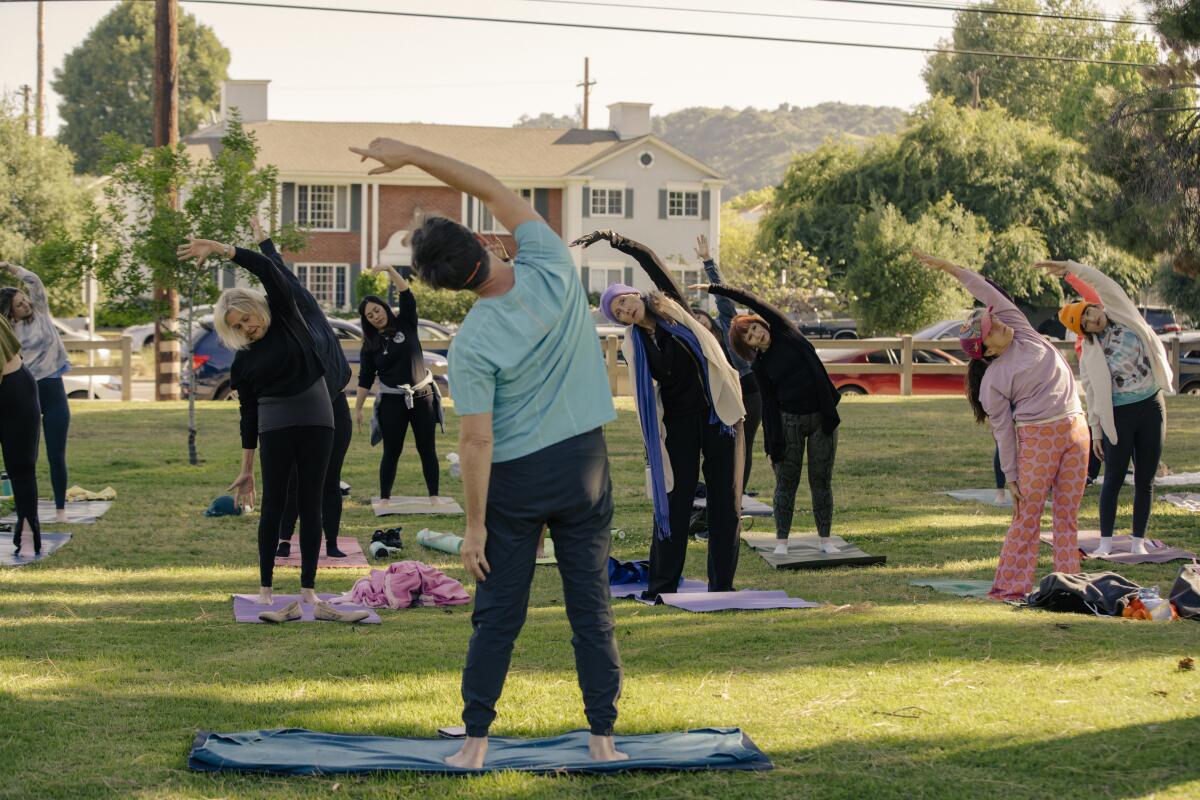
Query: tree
0 98 89 315
922 0 1158 140
78 116 302 463
53 0 229 175
513 108 582 128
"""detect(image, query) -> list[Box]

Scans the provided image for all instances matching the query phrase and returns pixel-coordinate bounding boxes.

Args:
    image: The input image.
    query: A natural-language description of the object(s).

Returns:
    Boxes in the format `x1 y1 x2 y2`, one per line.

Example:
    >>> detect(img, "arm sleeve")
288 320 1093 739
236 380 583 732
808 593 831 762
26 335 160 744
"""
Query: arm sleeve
234 375 260 450
608 233 686 305
514 220 575 274
982 380 1019 483
232 247 298 321
957 270 1030 334
395 289 418 327
1064 272 1101 305
357 349 378 391
706 284 796 335
447 337 497 415
1064 260 1136 315
703 260 737 330
12 265 50 314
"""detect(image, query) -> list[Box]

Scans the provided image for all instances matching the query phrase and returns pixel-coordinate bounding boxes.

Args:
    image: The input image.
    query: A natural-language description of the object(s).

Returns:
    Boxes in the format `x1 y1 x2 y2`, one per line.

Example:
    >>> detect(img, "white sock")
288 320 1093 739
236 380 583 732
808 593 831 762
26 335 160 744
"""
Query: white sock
1131 538 1149 555
1093 537 1113 555
820 539 839 554
773 542 789 555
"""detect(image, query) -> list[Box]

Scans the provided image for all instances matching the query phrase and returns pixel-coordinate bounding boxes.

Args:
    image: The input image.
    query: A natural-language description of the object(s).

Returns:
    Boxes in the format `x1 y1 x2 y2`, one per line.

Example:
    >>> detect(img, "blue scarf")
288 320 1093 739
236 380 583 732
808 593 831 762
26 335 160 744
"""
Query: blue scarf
632 319 735 541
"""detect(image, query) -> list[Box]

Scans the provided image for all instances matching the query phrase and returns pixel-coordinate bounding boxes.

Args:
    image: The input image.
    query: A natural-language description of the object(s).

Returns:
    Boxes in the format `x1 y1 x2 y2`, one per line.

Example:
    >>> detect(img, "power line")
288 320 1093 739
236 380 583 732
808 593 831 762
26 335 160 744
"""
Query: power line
174 0 1158 67
805 0 1153 26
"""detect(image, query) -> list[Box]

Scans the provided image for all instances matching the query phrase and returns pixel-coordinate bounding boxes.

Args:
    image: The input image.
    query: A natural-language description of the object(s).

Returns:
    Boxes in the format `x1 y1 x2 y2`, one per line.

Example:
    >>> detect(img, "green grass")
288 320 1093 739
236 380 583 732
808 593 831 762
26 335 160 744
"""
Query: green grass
2 396 1199 800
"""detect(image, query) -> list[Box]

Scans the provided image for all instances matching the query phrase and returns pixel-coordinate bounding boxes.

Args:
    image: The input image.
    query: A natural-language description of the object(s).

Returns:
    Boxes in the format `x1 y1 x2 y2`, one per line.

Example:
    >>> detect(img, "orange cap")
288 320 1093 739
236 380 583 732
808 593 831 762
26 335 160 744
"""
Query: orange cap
1059 301 1088 335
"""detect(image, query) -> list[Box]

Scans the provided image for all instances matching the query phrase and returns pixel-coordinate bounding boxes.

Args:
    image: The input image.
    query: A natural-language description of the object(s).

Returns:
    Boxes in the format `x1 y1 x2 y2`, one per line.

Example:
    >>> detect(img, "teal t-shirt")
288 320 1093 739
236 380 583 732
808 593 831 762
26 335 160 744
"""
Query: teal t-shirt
448 220 616 463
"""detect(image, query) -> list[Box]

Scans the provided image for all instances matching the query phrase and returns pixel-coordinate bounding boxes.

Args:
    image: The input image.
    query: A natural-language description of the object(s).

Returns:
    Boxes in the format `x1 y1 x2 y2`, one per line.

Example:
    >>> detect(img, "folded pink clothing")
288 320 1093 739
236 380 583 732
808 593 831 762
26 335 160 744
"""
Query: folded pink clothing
341 560 471 609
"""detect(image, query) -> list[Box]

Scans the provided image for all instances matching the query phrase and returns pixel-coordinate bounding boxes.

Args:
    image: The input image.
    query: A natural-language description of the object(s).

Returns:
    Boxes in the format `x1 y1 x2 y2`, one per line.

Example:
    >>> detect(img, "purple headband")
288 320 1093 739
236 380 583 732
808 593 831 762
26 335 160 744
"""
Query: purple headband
599 283 639 323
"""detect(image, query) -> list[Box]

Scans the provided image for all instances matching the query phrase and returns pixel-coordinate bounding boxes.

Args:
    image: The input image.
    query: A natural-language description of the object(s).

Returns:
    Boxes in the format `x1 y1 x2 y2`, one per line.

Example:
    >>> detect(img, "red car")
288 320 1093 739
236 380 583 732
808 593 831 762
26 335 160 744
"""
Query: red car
822 347 967 396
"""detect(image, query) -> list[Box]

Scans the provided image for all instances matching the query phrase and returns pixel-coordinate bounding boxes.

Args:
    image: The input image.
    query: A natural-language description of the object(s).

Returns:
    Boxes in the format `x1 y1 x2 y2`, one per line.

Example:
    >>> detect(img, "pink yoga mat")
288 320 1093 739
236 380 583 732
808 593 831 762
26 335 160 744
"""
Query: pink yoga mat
231 594 381 624
274 537 368 569
1038 530 1196 564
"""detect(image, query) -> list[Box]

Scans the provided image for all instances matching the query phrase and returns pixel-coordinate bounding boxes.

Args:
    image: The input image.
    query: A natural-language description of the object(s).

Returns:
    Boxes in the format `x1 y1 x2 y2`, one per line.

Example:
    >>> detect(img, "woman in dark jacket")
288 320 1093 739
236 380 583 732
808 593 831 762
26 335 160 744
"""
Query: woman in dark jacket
694 283 843 556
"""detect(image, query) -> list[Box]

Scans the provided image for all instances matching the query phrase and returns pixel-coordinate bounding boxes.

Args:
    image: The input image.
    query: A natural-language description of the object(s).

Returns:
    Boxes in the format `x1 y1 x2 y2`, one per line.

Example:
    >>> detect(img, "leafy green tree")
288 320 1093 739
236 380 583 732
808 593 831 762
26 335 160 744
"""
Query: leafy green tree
53 0 230 174
922 0 1158 139
0 100 89 315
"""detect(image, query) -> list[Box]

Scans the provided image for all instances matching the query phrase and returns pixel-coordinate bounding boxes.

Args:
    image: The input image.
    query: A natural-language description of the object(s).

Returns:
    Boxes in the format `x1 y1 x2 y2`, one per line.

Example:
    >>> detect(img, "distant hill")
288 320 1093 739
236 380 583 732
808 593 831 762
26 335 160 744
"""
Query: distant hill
515 102 907 196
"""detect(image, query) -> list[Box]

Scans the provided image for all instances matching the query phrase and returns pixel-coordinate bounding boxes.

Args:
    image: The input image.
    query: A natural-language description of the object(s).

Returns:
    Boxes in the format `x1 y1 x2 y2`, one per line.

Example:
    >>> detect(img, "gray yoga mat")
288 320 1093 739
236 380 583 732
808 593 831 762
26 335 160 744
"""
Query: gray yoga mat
371 496 463 516
231 594 381 624
741 533 886 569
1127 471 1200 487
611 578 818 612
943 489 1011 508
1038 530 1197 564
1161 493 1200 513
0 500 111 525
910 579 994 598
0 532 70 567
694 494 773 517
189 727 773 775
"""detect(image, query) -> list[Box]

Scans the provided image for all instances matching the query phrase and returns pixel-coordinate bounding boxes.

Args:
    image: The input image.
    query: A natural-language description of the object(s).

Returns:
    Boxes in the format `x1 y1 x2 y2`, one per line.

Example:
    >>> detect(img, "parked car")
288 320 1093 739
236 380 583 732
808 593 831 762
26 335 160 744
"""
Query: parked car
62 373 123 399
1161 331 1200 395
1139 305 1183 335
123 305 215 350
53 317 111 361
821 346 967 396
182 316 449 400
797 317 858 340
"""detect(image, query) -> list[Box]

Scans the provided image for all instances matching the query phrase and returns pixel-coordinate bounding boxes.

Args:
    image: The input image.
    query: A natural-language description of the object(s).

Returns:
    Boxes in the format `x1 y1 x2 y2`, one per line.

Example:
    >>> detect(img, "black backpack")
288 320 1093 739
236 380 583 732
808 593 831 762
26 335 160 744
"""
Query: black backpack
1024 571 1142 616
1169 564 1200 620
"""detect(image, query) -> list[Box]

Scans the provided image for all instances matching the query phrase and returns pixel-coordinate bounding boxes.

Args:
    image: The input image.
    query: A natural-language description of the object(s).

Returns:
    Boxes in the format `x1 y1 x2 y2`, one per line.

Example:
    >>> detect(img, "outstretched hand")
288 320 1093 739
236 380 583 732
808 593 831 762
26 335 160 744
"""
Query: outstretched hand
176 239 229 266
688 283 712 293
250 214 265 243
1032 260 1070 277
569 230 615 249
349 138 417 175
694 234 711 262
912 250 960 273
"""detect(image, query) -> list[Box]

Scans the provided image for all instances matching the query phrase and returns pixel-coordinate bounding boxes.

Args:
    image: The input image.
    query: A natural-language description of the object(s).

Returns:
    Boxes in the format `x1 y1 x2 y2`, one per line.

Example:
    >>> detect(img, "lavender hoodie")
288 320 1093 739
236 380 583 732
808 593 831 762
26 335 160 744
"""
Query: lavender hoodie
960 270 1081 483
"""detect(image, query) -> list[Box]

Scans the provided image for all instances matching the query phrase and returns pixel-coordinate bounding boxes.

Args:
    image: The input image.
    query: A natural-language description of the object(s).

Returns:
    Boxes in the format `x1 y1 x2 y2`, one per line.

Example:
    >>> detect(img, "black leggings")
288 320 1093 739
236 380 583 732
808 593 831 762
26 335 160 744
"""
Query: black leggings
0 366 42 551
1099 391 1165 539
378 391 439 498
257 425 333 589
648 411 739 597
280 394 352 545
37 377 70 510
742 387 762 489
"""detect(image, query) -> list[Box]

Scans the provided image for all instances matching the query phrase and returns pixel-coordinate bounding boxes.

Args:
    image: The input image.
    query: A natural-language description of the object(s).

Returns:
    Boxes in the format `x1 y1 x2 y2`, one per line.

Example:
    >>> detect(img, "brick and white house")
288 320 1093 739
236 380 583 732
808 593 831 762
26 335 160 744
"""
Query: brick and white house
184 80 726 310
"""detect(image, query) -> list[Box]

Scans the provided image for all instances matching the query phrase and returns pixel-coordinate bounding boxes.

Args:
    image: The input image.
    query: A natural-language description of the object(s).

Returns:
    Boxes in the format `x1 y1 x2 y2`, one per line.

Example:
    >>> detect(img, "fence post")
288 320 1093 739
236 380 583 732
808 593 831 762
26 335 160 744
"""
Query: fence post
604 335 619 394
120 336 133 401
900 334 913 396
1171 336 1181 394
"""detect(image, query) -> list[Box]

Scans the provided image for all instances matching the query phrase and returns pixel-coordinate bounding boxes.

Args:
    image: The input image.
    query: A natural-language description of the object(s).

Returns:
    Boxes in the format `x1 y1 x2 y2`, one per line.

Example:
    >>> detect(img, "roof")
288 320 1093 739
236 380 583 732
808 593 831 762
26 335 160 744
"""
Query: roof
184 120 631 179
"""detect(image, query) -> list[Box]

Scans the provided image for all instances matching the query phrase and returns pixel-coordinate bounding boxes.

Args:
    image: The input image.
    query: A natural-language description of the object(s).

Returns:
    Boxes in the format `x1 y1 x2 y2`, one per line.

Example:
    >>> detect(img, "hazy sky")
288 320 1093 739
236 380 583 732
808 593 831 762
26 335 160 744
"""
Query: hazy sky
0 0 1153 135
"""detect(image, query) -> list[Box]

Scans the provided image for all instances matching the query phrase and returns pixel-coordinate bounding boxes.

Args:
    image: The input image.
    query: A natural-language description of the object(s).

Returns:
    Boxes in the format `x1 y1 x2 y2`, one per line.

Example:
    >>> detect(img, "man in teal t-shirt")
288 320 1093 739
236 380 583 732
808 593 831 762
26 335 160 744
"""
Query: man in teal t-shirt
352 137 625 768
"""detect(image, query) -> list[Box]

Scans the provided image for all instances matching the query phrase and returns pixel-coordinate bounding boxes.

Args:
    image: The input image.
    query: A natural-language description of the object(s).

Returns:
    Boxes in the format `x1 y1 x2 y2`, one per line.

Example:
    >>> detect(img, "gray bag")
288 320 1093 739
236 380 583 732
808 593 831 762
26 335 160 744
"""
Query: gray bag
1023 571 1141 616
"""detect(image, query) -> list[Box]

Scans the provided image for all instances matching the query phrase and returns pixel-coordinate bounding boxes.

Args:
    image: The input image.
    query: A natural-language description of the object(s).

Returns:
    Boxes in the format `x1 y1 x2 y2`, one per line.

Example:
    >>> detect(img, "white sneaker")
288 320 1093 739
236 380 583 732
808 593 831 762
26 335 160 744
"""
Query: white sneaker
819 539 840 554
1130 538 1150 555
773 542 789 555
1093 537 1113 556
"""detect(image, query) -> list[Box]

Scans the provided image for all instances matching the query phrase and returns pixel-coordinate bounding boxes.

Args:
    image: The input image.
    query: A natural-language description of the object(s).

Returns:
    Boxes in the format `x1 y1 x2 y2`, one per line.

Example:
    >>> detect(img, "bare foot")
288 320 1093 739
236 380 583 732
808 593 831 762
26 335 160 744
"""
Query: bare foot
588 734 629 762
258 587 273 605
55 509 69 523
445 735 488 769
299 587 319 605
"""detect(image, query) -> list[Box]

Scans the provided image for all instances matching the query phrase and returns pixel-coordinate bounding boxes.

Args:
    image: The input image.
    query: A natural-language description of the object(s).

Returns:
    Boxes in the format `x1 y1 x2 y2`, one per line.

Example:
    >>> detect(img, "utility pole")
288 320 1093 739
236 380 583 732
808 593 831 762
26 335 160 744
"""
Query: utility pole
577 57 596 129
153 0 180 401
36 0 45 136
967 68 984 109
20 85 31 134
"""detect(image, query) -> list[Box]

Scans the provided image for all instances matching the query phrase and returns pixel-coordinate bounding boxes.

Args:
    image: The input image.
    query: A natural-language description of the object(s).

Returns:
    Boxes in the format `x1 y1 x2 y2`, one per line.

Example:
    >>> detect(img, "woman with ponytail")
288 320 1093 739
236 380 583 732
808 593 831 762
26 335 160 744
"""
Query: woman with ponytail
914 251 1086 601
574 229 745 599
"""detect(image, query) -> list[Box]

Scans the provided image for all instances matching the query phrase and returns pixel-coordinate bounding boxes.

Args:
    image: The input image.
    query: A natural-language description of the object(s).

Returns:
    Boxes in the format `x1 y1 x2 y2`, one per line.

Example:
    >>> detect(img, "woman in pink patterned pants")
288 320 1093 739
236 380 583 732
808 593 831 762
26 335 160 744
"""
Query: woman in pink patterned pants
914 252 1086 601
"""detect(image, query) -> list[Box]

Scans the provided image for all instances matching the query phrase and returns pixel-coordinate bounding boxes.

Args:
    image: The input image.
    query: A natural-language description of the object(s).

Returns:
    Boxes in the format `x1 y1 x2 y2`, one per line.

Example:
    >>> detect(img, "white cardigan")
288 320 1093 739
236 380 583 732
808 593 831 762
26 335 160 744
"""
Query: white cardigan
621 296 745 493
1066 260 1174 444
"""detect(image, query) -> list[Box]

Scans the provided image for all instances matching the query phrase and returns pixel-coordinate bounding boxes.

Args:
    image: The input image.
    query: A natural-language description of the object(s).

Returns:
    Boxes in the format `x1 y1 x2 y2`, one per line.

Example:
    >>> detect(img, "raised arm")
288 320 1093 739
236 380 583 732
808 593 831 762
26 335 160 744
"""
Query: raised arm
696 235 736 329
701 284 797 335
1 263 50 314
571 230 686 305
379 266 418 325
351 139 539 234
1063 272 1101 305
177 239 298 320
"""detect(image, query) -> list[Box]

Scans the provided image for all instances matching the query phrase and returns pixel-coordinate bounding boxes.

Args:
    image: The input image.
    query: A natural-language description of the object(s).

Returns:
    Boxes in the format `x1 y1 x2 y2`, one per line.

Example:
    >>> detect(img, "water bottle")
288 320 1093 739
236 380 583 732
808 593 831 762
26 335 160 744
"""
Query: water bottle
447 452 461 478
1139 587 1172 621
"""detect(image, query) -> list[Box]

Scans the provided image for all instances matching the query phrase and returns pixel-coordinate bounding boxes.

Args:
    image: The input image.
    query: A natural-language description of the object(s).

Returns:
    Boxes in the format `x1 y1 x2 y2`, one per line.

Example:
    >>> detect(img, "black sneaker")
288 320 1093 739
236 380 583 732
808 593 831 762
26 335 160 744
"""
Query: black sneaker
276 541 291 558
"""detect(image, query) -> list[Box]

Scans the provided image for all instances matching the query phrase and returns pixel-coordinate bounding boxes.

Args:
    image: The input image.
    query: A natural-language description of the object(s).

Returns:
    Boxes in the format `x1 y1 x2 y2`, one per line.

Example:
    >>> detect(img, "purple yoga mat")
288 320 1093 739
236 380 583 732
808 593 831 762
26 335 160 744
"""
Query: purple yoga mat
275 537 368 569
231 594 381 624
610 578 709 605
657 590 820 612
1038 530 1196 564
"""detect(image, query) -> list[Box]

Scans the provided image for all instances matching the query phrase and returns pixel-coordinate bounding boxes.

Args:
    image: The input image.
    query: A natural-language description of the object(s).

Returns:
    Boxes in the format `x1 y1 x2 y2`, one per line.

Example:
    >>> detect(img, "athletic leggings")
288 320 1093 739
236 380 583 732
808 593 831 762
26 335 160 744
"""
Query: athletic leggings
1099 391 1165 539
280 394 352 545
378 391 439 498
741 386 762 489
773 411 838 539
648 410 740 597
257 425 333 589
37 377 70 510
989 415 1088 601
0 366 42 551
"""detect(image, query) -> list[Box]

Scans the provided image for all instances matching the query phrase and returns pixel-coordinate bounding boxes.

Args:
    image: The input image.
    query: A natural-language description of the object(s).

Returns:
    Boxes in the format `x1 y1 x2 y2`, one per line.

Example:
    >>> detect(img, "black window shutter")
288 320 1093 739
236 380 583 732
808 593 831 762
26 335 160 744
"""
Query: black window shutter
534 188 550 219
658 189 667 219
624 267 634 285
350 184 363 232
624 188 634 219
281 183 295 225
582 186 591 218
580 266 590 291
701 190 711 220
466 195 474 229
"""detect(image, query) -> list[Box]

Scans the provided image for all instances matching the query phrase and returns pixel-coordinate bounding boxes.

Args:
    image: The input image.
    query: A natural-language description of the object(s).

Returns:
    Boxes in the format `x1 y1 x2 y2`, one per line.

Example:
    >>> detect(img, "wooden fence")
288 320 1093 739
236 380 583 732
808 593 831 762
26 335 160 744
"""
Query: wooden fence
66 336 134 401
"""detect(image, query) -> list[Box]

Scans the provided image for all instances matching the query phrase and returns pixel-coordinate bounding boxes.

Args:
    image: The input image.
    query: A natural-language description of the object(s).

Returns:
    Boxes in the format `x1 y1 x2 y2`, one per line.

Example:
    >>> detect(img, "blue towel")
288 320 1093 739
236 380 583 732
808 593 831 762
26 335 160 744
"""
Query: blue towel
608 556 651 585
189 727 772 775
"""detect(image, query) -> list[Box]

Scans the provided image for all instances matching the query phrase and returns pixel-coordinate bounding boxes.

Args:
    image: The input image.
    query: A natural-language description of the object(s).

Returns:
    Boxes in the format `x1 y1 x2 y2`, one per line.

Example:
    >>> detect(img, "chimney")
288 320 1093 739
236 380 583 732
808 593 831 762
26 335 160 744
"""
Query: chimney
607 102 651 140
220 79 270 123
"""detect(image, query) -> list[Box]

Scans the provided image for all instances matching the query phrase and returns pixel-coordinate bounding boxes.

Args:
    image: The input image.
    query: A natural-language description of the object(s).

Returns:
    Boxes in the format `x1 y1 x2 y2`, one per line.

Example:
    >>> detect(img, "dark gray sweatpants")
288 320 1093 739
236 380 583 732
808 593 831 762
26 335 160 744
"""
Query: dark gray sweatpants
460 428 622 737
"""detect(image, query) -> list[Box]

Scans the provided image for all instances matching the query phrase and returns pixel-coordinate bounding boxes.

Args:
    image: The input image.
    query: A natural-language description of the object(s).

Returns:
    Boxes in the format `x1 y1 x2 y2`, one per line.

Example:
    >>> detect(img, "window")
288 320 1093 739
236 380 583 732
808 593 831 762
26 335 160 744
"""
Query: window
471 197 508 235
673 268 703 303
667 190 700 218
590 187 624 217
866 350 894 365
296 185 349 230
638 151 655 168
589 267 624 294
294 263 350 309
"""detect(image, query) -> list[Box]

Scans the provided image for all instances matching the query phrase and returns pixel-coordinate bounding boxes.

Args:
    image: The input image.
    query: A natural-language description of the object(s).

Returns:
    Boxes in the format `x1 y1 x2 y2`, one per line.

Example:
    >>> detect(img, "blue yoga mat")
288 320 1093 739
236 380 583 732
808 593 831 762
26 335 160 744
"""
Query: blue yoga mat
189 727 772 775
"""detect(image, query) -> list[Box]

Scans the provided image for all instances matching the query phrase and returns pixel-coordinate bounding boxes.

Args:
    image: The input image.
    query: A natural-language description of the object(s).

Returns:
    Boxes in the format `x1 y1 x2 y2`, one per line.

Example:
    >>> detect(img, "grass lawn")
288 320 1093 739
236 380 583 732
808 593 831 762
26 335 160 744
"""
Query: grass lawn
2 395 1199 800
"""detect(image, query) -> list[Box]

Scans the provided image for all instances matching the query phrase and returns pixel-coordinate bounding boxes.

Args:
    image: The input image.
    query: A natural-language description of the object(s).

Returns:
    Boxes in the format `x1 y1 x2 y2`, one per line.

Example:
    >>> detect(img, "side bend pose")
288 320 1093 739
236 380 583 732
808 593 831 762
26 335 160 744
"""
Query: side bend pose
351 137 625 767
575 229 745 598
1044 258 1174 556
693 282 843 555
247 216 355 561
1 262 72 523
177 239 361 623
355 264 442 505
915 251 1085 601
0 313 42 554
690 236 762 493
